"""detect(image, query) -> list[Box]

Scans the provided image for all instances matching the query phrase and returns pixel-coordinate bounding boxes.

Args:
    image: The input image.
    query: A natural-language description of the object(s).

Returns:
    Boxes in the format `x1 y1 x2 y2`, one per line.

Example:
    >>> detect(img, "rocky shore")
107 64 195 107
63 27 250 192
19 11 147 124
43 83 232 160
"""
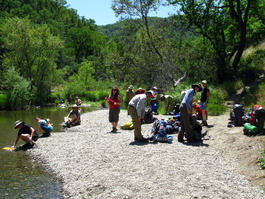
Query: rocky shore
29 109 265 199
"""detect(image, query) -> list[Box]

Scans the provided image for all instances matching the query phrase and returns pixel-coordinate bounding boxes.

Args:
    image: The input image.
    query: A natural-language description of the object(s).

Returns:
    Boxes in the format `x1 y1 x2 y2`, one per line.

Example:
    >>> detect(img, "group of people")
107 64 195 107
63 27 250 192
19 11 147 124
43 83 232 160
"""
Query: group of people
11 116 53 150
106 85 157 141
105 80 210 143
11 81 210 149
11 102 82 150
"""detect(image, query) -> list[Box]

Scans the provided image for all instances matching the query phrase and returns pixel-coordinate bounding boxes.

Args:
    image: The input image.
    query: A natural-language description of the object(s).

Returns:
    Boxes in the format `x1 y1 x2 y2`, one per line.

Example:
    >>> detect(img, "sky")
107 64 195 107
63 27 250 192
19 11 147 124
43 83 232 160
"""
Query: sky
66 0 176 26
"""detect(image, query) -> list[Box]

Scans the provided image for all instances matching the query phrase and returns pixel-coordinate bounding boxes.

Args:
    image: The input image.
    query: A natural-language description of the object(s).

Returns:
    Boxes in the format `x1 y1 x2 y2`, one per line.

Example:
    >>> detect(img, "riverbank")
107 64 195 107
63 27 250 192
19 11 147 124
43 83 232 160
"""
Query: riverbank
29 109 265 199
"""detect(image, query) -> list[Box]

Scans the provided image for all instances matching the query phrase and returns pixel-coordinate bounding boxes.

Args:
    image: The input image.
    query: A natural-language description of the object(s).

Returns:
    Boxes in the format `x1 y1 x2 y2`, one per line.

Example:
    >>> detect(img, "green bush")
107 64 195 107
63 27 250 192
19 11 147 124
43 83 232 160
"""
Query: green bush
258 158 265 169
97 90 109 100
239 50 265 84
49 92 64 104
83 91 97 101
0 93 7 109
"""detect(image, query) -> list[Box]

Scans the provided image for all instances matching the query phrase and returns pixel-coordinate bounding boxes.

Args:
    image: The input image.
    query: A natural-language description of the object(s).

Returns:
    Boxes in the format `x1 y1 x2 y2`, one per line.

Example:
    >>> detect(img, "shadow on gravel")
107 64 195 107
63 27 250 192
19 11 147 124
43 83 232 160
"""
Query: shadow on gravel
129 141 157 146
107 131 121 133
182 142 209 147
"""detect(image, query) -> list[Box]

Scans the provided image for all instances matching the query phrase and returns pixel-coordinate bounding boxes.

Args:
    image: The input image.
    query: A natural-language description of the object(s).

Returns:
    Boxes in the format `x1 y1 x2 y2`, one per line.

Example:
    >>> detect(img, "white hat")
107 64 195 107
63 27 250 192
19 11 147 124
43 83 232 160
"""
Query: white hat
202 80 207 84
72 104 79 108
128 85 134 89
146 90 155 97
15 120 24 129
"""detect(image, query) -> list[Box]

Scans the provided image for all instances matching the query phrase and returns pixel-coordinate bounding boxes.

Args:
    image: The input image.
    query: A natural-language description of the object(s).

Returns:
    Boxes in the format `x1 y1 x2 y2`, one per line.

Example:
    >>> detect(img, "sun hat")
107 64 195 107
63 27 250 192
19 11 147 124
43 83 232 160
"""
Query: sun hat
152 86 158 90
192 84 202 92
192 102 197 107
202 80 207 84
72 104 79 108
128 85 134 89
15 120 24 129
146 90 155 97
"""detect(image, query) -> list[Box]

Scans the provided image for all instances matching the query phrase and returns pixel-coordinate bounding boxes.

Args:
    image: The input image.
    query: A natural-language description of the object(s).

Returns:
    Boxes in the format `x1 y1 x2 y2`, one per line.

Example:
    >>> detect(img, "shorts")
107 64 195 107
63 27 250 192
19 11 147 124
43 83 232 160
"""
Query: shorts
200 102 207 110
109 107 120 122
32 131 39 141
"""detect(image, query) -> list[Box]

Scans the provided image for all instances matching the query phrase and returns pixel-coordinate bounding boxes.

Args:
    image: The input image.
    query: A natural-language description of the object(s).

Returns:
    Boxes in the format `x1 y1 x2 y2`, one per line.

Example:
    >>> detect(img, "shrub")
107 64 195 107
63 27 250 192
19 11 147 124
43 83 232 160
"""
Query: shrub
0 93 7 109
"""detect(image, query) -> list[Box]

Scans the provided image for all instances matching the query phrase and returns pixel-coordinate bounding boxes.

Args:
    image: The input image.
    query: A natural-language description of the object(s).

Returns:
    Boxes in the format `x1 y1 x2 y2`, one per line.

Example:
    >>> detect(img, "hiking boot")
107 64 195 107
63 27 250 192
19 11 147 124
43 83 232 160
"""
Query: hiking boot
111 127 117 133
39 132 51 138
19 142 34 150
201 121 208 126
138 138 149 142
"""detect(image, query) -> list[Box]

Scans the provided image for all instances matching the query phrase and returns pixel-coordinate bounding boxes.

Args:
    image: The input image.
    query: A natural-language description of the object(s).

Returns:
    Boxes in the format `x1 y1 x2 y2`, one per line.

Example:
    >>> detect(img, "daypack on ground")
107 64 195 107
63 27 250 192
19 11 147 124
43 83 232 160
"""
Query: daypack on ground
231 104 245 126
121 120 134 130
151 119 173 143
144 107 156 124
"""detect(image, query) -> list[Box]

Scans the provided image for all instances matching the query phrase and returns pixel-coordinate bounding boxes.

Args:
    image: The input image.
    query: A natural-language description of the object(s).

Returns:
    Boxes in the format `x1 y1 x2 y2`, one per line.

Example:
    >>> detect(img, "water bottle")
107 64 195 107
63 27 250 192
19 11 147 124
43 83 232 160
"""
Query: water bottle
243 123 258 133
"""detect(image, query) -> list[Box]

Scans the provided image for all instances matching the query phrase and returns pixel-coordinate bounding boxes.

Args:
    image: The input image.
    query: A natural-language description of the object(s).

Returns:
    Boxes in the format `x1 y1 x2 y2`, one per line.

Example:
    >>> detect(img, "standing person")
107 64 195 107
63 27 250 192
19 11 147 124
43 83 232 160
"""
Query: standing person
64 104 81 127
192 102 208 120
128 90 155 142
160 94 173 114
135 87 145 95
150 86 158 105
178 84 202 143
105 87 122 133
200 80 210 126
11 120 39 150
125 85 135 106
35 116 53 137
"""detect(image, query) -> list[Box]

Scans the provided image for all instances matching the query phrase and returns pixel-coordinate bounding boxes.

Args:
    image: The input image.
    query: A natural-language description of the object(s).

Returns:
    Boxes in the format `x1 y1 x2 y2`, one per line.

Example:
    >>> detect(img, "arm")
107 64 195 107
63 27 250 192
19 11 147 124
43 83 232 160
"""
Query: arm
115 95 122 105
11 136 20 148
36 121 41 132
29 127 35 139
204 92 210 106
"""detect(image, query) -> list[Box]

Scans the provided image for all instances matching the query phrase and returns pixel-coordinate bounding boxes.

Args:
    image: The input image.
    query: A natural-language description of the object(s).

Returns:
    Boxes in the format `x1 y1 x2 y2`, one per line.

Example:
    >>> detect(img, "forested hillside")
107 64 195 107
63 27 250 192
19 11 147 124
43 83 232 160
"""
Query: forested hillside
0 0 264 109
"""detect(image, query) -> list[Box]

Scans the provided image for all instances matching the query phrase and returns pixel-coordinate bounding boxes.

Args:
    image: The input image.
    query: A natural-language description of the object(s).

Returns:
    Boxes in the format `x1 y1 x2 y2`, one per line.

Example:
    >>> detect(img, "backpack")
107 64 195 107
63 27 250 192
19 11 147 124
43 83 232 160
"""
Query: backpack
151 119 173 143
144 107 155 124
173 104 180 115
233 104 245 126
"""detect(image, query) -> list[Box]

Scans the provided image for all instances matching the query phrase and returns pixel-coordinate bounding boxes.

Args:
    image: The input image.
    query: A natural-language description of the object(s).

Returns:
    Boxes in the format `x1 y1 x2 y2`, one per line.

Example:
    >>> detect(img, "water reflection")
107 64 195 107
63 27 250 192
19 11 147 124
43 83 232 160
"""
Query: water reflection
0 106 93 198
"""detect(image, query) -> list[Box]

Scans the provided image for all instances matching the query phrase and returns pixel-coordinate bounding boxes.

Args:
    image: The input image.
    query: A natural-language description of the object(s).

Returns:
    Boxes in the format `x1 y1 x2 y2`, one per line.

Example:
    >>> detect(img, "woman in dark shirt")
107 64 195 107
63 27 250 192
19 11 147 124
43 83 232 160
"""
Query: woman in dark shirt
11 120 38 149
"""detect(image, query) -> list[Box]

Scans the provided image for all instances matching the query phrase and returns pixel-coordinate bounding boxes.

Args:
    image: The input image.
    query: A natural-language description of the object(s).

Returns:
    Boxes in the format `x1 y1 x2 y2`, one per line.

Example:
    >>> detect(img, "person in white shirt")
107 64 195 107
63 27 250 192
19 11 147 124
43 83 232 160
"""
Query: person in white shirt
128 90 155 142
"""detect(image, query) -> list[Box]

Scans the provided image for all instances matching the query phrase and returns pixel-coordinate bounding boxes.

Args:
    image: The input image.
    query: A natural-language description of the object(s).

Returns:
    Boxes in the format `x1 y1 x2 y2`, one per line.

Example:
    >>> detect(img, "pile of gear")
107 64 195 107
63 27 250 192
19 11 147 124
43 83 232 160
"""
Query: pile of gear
228 104 265 136
149 119 179 143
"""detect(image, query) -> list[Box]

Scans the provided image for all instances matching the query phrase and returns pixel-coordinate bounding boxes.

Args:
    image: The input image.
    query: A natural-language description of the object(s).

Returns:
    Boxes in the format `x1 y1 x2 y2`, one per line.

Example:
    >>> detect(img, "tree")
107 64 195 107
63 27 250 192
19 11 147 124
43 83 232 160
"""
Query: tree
1 17 63 105
168 0 262 82
64 60 96 101
5 67 30 110
111 0 187 90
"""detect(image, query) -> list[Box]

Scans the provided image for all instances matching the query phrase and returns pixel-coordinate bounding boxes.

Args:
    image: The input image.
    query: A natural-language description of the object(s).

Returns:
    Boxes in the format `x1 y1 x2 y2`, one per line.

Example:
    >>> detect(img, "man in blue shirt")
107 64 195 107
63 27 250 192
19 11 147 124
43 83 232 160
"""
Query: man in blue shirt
178 84 202 143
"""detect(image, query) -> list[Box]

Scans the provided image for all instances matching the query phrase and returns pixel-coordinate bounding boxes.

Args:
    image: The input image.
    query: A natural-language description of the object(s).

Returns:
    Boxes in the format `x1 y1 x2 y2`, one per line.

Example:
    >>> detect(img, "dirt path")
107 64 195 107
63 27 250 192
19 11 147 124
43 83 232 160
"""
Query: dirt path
29 109 265 199
204 114 265 189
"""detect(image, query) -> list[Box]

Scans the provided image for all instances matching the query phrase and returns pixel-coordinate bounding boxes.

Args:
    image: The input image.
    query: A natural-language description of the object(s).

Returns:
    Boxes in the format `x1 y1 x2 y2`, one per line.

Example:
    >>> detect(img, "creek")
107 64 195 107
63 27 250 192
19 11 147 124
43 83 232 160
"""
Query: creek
0 106 93 198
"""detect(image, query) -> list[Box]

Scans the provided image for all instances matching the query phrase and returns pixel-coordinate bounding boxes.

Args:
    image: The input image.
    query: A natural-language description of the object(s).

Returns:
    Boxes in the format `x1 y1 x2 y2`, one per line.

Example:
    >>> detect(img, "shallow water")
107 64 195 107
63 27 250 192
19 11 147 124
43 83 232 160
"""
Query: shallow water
0 106 93 198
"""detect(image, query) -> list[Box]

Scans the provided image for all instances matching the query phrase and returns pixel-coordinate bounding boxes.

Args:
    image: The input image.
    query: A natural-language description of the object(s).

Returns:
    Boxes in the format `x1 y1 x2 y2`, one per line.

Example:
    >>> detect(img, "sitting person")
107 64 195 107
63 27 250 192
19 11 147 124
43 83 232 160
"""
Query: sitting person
192 102 208 121
11 120 39 150
35 116 53 137
75 96 82 106
64 104 81 127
